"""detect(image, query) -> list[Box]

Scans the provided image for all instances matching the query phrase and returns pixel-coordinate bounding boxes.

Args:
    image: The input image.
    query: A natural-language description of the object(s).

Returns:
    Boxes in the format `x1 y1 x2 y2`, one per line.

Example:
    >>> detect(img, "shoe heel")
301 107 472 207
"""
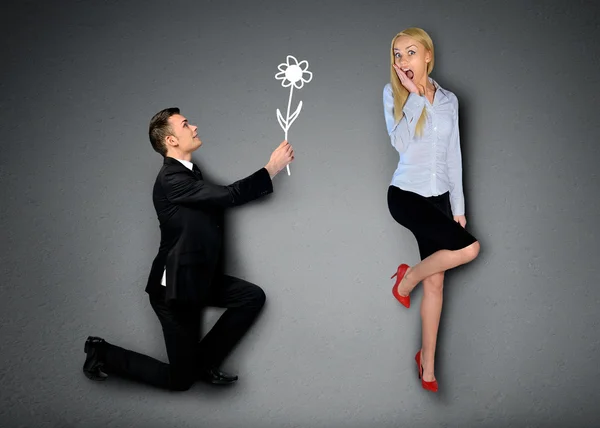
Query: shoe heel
415 349 438 392
392 264 410 308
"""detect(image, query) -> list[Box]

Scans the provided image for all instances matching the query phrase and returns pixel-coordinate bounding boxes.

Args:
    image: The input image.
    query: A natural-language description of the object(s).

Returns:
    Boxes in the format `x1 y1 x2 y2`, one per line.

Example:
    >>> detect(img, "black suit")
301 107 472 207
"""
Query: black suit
99 157 273 390
146 157 272 304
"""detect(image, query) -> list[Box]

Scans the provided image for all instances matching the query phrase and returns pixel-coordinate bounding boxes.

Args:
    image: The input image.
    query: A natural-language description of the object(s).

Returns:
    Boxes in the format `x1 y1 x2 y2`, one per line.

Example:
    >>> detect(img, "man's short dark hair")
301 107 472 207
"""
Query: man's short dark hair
149 107 180 156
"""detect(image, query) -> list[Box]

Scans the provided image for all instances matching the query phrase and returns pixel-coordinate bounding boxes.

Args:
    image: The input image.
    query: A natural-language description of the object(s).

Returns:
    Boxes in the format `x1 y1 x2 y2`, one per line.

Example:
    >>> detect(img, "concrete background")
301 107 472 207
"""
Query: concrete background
1 0 599 427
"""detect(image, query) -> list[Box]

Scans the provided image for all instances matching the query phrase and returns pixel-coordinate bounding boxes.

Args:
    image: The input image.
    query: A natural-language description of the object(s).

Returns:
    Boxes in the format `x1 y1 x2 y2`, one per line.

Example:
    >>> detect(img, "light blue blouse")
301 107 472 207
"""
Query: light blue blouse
383 78 465 216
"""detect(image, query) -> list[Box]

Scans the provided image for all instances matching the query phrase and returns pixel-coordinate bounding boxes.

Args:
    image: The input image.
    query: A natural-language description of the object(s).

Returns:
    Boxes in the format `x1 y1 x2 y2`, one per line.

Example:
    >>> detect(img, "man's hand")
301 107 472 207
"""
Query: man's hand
453 215 467 228
265 140 294 178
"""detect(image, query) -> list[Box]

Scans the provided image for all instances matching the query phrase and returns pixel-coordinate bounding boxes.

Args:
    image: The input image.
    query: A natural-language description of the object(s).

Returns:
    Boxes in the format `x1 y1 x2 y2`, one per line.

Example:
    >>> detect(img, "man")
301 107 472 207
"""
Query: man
82 107 294 390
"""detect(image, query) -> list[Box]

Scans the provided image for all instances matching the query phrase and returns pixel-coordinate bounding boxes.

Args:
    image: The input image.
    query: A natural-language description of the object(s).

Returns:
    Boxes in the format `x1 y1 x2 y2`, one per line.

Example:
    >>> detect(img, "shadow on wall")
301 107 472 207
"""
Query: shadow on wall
417 82 485 394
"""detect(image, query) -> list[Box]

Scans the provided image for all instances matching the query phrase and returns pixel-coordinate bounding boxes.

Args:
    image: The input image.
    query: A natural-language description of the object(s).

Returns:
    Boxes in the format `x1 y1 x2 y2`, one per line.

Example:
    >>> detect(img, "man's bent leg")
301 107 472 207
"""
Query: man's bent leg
198 275 266 369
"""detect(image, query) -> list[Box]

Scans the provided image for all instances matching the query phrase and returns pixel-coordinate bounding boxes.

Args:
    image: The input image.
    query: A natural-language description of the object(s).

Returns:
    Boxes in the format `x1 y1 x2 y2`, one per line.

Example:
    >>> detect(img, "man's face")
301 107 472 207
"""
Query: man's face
167 114 202 153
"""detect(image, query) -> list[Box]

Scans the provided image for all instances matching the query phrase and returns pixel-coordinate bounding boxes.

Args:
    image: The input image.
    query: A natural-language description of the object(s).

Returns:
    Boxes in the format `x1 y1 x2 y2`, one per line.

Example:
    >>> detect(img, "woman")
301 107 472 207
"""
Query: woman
383 27 481 392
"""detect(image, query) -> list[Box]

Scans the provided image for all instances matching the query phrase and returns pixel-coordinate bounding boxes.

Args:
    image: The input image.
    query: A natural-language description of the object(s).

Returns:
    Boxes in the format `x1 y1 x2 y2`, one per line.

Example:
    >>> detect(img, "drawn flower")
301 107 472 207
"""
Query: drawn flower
275 55 313 89
274 54 312 176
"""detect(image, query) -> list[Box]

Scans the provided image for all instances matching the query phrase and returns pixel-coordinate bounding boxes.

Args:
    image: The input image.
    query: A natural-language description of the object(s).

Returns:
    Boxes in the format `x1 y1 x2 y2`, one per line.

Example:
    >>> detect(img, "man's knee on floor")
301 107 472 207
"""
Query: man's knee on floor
169 373 194 391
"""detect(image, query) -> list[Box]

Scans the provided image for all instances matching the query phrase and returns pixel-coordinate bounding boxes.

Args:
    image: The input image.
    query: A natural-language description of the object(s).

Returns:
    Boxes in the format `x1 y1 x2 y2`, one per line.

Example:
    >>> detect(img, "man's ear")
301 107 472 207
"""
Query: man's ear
165 135 177 148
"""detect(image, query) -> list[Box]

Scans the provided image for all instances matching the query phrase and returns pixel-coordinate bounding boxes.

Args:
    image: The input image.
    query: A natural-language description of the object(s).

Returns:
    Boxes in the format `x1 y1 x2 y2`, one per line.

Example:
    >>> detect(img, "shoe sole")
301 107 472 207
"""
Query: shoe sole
200 377 238 385
83 337 108 381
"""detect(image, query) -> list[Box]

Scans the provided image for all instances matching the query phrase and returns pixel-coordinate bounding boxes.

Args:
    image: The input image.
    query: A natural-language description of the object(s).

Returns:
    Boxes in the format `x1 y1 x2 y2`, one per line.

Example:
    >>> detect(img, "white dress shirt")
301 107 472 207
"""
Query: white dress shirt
161 157 194 286
383 78 465 215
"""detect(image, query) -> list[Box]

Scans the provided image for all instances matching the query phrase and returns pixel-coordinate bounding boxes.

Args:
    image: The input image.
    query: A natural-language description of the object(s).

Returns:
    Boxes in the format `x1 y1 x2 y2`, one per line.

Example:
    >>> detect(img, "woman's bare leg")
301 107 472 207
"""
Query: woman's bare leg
397 241 480 296
420 271 444 382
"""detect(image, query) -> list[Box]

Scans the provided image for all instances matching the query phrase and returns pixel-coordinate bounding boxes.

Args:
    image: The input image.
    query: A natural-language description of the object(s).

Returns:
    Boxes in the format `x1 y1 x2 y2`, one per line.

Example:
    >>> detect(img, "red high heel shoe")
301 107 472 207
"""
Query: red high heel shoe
391 264 410 308
415 350 438 392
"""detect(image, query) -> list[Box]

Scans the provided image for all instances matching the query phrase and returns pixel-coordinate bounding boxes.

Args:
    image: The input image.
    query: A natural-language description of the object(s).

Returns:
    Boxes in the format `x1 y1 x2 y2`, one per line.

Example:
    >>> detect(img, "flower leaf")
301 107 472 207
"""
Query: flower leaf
287 100 303 126
276 108 287 131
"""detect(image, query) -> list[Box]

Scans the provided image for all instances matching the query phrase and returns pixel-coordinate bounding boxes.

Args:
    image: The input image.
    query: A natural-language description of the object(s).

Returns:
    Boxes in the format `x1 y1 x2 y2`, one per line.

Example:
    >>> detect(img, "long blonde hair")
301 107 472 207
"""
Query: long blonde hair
390 27 435 137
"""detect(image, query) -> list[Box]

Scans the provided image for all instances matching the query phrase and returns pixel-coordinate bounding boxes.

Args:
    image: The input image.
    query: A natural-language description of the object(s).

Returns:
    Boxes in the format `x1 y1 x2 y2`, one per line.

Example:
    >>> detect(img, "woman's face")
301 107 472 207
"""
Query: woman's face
393 35 431 83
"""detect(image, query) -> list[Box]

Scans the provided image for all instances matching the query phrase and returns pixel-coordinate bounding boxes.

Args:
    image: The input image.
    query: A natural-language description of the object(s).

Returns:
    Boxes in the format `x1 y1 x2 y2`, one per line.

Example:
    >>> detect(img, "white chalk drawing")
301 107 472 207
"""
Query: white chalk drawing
275 55 313 175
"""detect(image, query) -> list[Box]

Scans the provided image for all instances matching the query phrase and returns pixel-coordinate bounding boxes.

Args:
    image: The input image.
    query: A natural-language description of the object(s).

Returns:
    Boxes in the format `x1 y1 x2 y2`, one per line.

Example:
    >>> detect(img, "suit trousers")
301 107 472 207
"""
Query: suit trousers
100 274 266 391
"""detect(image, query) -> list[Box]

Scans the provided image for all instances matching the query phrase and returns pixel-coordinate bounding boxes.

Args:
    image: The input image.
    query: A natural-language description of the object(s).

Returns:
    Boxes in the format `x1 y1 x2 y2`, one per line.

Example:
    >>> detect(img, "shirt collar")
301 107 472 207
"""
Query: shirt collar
429 77 448 103
170 157 194 171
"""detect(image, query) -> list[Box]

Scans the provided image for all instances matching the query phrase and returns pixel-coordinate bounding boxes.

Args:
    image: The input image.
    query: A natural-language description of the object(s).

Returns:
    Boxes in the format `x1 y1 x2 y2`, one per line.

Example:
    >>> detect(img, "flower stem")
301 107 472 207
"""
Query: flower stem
284 85 294 175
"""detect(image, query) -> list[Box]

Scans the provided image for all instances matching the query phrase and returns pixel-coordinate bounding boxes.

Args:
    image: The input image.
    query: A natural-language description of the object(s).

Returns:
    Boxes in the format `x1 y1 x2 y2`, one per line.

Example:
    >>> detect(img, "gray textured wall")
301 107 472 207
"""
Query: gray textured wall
1 0 599 427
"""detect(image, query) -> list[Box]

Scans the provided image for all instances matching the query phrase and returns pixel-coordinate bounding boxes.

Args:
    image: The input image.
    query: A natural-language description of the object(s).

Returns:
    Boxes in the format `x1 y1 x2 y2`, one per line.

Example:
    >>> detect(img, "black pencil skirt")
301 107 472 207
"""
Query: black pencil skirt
387 185 477 260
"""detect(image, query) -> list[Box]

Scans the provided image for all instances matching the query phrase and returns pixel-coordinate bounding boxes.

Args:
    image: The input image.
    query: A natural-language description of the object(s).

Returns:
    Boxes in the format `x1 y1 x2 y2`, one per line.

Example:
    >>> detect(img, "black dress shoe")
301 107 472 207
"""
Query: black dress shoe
198 367 238 385
83 336 108 381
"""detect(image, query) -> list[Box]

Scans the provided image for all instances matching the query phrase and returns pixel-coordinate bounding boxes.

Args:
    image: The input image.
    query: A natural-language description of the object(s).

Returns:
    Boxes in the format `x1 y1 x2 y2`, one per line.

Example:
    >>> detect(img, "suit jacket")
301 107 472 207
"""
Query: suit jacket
145 156 273 304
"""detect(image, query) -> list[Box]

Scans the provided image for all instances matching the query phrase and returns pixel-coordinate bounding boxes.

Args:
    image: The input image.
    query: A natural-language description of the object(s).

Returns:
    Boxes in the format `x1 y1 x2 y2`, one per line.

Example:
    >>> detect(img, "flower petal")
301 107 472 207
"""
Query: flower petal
277 63 288 72
281 79 293 88
275 71 286 80
301 70 313 83
298 60 309 71
293 79 305 89
286 55 298 66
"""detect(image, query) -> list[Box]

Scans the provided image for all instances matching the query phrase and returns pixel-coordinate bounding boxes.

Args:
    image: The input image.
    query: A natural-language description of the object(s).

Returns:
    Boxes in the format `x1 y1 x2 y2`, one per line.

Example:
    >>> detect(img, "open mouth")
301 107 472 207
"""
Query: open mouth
402 68 414 79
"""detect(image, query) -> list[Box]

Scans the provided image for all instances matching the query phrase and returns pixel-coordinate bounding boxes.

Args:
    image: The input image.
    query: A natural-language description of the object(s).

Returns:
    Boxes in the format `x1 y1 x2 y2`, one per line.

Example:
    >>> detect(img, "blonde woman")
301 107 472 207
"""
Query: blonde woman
384 27 481 392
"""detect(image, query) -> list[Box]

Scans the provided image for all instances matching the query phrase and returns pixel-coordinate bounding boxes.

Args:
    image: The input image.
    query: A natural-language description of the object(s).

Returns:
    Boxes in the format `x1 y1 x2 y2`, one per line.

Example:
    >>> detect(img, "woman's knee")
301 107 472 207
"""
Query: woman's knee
461 240 480 262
